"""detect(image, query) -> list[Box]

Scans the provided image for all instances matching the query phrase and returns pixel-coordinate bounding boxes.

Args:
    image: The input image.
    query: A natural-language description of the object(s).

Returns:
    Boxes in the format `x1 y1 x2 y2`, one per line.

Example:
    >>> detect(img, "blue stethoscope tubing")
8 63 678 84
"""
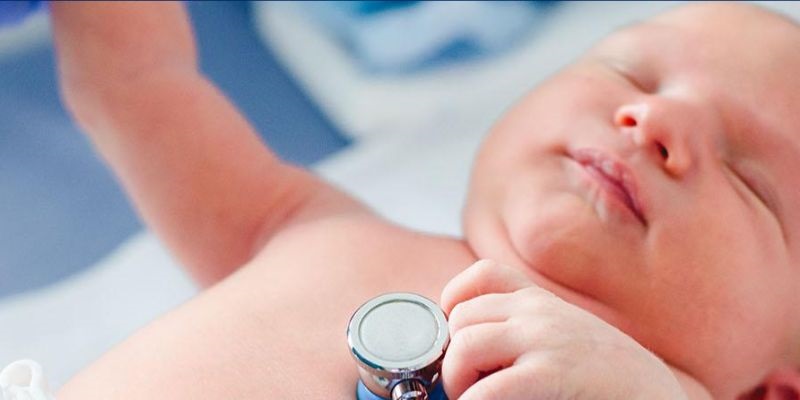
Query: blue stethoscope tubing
357 380 447 400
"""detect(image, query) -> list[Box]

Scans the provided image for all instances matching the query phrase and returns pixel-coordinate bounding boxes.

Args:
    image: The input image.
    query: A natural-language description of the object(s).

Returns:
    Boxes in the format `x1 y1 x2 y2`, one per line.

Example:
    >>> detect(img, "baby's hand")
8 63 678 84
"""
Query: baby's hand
440 260 690 400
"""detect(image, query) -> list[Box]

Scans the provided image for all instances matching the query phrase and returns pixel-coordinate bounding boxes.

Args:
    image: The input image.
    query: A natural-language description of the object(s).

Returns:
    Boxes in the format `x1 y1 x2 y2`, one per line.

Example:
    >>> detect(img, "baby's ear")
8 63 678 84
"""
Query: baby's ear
738 366 800 400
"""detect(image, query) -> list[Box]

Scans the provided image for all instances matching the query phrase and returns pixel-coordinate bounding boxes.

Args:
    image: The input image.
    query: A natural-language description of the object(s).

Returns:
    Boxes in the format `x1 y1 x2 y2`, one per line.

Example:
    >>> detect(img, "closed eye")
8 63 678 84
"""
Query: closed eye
600 58 654 93
730 167 766 207
728 165 786 240
623 72 653 94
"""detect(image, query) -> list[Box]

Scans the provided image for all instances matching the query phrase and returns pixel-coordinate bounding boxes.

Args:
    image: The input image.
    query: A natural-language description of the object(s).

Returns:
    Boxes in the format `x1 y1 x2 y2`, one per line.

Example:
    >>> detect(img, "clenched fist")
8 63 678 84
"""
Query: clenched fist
440 260 698 400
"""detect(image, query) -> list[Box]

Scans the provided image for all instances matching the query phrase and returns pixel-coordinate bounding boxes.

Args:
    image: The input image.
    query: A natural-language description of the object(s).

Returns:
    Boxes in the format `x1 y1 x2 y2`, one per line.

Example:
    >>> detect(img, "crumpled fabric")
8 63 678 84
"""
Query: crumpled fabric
296 1 556 74
0 360 55 400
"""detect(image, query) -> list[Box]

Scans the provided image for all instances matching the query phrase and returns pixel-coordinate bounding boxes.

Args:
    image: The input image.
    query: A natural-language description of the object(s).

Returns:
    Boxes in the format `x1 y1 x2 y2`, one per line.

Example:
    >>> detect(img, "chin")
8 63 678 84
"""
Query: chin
507 200 639 300
506 196 601 268
465 200 635 341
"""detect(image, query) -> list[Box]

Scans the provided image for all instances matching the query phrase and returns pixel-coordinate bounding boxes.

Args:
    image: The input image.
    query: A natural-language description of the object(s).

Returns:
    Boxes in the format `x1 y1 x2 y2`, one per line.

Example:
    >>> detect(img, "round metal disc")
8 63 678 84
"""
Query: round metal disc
348 293 449 373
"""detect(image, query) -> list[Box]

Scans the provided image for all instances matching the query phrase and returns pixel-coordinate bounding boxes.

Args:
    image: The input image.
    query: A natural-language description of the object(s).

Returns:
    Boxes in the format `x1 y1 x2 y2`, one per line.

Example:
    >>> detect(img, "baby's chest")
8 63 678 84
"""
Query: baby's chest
193 218 474 398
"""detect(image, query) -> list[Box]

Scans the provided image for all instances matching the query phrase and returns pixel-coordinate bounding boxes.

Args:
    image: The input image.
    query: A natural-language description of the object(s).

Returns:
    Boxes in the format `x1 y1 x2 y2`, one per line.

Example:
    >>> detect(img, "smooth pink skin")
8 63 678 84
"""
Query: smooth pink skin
462 4 800 399
440 260 702 400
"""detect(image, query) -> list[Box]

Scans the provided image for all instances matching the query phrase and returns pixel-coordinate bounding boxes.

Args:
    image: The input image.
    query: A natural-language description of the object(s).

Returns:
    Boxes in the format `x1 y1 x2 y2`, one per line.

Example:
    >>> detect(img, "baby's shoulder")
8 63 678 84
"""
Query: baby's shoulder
257 213 470 266
246 213 474 298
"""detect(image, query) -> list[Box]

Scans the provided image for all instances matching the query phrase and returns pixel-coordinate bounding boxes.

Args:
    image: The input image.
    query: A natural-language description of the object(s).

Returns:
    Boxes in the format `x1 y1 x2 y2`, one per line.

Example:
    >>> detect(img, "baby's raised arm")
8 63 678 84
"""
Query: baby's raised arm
51 2 363 285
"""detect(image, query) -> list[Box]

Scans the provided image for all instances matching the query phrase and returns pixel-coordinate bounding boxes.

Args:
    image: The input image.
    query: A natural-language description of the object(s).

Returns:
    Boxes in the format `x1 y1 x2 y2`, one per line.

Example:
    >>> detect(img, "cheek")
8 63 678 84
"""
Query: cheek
486 71 620 157
635 196 791 386
645 195 767 320
507 191 593 265
646 186 781 290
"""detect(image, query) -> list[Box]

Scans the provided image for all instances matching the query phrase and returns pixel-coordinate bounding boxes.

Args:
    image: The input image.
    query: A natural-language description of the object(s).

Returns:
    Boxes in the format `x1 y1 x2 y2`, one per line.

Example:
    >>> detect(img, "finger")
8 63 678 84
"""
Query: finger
448 287 563 336
458 364 553 400
447 292 514 334
442 322 525 400
441 259 533 315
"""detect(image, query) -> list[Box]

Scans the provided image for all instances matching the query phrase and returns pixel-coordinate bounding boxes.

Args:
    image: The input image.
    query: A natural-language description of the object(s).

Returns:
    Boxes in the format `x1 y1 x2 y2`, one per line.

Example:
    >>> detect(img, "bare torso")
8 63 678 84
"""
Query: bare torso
58 215 476 399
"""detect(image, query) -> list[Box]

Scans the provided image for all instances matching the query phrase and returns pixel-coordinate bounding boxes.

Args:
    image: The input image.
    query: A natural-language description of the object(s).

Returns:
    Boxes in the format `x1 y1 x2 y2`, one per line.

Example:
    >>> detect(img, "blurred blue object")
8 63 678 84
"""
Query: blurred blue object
0 1 42 27
298 1 556 74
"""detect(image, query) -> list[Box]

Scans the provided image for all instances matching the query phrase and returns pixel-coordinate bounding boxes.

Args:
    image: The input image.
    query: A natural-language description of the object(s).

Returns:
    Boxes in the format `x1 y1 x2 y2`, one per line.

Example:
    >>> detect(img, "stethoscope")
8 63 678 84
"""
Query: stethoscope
347 293 449 400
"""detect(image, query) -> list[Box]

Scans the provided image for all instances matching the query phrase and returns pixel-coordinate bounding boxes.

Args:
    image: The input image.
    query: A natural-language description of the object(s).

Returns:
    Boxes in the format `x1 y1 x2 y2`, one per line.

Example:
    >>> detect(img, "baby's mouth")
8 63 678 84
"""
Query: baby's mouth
569 148 647 226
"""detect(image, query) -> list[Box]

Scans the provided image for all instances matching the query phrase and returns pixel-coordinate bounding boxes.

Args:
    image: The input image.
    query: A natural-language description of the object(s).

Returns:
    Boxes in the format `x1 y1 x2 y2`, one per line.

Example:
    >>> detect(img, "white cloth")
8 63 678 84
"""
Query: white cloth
0 360 55 400
0 234 196 389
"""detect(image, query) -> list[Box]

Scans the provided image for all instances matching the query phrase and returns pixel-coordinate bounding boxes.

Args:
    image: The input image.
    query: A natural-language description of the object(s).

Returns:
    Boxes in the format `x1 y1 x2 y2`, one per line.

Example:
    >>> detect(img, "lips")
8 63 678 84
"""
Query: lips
569 148 647 225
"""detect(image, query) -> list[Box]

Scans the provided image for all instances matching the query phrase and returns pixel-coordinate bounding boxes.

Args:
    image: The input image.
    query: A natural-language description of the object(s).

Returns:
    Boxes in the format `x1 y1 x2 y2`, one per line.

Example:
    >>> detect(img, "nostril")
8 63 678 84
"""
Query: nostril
615 103 648 129
656 142 669 159
619 114 638 127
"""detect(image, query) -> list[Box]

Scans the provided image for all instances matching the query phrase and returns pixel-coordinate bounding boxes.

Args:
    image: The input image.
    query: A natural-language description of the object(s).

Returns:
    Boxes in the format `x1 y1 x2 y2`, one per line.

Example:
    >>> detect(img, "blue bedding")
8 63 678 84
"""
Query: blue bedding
0 1 43 27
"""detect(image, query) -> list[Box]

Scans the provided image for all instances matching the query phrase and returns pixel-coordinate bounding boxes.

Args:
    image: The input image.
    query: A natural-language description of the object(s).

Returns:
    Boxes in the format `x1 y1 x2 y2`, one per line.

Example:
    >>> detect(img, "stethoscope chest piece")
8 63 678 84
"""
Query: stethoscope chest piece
348 292 449 400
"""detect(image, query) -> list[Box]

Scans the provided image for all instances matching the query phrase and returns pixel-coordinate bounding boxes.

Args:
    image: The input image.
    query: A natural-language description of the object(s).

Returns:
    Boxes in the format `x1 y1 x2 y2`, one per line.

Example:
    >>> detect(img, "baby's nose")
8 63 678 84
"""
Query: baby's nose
614 101 692 177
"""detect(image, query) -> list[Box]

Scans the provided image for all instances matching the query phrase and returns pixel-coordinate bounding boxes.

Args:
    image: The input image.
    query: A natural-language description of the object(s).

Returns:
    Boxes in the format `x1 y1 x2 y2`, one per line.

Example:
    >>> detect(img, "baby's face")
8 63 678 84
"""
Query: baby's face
464 3 800 398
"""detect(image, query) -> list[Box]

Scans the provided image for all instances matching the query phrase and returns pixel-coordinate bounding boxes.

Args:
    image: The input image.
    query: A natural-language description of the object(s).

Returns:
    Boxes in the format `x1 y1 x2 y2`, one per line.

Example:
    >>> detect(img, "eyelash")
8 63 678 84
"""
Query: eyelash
609 63 652 93
729 167 769 211
621 71 649 92
728 167 764 203
731 166 789 241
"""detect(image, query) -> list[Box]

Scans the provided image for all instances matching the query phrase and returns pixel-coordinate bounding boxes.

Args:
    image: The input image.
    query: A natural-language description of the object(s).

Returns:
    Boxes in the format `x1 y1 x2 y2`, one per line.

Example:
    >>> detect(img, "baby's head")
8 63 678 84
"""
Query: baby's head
463 3 800 398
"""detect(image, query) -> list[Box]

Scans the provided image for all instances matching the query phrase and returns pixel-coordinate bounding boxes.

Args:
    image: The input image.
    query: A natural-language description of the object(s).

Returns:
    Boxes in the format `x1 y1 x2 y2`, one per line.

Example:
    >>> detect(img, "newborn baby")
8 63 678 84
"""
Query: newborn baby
49 2 799 399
